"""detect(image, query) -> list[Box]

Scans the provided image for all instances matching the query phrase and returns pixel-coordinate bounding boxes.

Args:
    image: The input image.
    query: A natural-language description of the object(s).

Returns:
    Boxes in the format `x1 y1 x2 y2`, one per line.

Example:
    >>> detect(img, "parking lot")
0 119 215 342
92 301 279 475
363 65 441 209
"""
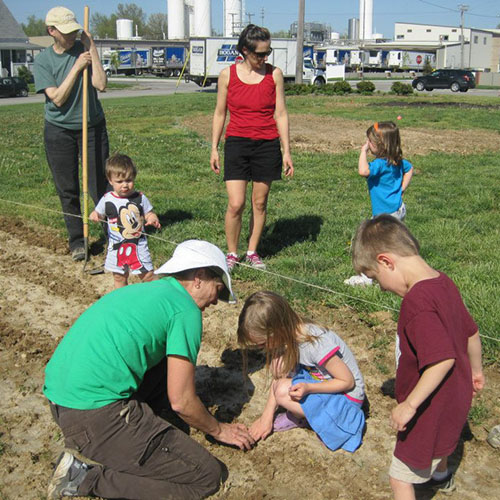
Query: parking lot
0 76 498 106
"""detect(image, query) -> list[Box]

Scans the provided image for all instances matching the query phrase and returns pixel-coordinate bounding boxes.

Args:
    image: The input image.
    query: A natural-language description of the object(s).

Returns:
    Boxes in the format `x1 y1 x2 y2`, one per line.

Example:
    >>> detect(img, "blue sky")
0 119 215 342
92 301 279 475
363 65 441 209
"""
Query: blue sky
7 1 500 39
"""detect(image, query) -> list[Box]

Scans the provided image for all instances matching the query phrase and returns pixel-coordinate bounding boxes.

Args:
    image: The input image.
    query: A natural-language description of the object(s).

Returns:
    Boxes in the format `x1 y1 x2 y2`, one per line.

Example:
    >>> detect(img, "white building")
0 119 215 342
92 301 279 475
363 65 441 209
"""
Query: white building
394 22 500 72
0 0 42 76
486 29 500 72
395 22 469 43
436 29 493 71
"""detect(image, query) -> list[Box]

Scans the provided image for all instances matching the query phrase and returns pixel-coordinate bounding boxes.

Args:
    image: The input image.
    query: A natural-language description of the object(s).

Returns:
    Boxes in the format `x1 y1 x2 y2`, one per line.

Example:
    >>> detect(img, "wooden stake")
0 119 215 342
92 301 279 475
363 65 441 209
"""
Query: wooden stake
82 5 89 264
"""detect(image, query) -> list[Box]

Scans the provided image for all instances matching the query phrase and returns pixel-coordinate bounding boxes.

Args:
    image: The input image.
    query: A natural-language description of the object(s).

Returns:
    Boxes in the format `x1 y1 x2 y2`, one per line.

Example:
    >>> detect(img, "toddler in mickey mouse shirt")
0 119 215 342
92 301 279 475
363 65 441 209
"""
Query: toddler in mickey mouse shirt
90 153 160 288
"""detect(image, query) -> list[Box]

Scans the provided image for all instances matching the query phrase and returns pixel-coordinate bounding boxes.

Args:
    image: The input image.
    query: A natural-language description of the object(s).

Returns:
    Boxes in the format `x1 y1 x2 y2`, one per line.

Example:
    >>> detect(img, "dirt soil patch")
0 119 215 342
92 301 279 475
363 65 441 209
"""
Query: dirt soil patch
0 216 499 500
182 114 500 156
379 101 500 110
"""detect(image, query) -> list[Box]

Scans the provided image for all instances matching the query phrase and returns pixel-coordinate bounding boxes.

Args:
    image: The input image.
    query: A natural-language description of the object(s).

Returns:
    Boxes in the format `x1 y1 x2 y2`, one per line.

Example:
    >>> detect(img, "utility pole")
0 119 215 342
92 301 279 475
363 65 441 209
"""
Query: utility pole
458 4 468 69
360 0 365 78
229 12 237 37
261 7 264 26
295 0 305 84
247 12 254 24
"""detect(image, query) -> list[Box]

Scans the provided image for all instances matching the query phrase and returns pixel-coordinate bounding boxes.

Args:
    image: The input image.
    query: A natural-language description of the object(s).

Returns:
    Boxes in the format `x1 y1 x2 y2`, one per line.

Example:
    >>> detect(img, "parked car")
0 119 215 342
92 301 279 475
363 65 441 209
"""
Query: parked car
0 76 29 97
412 69 476 92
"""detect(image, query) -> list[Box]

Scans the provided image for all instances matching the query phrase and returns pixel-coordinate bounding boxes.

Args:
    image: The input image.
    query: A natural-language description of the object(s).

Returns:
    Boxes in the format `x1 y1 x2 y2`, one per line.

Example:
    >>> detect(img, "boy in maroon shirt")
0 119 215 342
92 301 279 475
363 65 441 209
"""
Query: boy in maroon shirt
351 215 484 500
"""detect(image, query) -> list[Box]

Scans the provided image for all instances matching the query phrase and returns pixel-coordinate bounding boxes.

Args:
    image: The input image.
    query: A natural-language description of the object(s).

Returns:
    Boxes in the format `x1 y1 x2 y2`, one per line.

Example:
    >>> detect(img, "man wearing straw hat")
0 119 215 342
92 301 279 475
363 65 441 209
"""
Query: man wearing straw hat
44 240 255 499
34 6 109 261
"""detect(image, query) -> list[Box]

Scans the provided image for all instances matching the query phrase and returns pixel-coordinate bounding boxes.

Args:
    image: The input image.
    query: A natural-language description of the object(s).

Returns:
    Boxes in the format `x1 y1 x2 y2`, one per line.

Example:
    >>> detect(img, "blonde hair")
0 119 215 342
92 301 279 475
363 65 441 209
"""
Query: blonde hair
238 291 314 378
105 153 137 181
352 215 420 274
367 121 403 166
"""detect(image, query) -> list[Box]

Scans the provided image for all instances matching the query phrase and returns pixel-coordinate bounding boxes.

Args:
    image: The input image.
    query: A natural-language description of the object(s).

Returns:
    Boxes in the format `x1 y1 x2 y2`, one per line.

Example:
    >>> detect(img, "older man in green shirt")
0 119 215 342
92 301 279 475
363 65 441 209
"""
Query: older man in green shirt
34 6 109 261
44 240 254 499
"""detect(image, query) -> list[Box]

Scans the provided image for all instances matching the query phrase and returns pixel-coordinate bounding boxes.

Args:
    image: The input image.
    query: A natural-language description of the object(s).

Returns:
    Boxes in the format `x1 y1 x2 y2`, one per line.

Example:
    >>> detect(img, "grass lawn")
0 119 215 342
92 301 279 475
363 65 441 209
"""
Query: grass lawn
0 93 498 361
28 81 133 93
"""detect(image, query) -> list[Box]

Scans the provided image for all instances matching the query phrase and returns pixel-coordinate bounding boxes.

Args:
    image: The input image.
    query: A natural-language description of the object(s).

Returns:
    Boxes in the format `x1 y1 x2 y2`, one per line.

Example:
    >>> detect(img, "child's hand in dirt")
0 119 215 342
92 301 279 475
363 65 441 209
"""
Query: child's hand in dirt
288 382 310 402
249 416 273 442
390 400 416 432
89 210 102 223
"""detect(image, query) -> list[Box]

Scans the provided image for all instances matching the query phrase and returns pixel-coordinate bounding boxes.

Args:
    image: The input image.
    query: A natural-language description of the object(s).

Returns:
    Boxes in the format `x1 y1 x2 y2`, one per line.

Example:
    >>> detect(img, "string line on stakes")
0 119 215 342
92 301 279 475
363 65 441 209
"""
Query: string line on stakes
0 197 498 343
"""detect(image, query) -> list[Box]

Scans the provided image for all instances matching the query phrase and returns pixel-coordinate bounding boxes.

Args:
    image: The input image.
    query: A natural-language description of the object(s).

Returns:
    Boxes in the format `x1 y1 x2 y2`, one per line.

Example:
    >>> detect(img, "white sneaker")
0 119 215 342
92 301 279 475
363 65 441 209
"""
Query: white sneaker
344 274 373 286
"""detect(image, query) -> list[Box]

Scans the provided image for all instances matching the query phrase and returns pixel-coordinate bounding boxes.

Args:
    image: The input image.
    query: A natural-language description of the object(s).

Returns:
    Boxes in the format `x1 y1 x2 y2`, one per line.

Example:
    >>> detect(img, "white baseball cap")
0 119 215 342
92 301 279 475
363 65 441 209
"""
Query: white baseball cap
45 7 83 34
155 240 236 303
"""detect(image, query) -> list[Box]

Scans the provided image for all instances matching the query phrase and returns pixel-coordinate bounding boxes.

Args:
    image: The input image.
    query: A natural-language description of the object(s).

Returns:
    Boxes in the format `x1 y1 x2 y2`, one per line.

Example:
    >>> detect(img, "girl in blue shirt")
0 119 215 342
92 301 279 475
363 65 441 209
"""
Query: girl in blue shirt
359 121 413 219
345 121 413 286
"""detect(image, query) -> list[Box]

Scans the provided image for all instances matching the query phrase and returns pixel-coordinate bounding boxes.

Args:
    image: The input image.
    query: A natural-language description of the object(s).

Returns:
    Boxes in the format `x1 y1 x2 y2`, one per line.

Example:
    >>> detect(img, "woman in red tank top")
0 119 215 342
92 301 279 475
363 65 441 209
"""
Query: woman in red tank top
210 25 294 272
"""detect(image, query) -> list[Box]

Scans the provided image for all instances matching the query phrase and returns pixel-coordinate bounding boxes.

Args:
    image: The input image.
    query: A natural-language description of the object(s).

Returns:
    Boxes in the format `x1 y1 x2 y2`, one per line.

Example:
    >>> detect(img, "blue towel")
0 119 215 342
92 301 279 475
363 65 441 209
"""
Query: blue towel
292 366 365 452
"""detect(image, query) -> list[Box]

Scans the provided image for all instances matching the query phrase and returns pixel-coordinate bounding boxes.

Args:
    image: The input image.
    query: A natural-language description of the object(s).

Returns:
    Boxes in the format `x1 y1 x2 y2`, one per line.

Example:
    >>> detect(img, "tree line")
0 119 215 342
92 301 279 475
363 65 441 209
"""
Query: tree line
22 2 296 40
22 3 168 40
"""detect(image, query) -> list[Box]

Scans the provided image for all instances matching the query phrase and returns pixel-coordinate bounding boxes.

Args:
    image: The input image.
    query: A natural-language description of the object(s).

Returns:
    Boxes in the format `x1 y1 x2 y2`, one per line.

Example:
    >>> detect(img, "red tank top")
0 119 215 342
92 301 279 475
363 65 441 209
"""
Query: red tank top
225 63 279 140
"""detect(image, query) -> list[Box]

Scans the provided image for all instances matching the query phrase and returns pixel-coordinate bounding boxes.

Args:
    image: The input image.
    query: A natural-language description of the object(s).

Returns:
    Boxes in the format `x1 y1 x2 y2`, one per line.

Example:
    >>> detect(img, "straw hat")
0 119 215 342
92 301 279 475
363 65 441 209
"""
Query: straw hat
155 240 235 303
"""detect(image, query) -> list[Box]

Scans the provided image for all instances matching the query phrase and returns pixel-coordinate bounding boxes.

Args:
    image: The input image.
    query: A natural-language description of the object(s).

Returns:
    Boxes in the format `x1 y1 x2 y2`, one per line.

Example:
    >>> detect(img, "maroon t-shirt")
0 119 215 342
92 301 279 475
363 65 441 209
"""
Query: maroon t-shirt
225 63 279 140
394 272 478 469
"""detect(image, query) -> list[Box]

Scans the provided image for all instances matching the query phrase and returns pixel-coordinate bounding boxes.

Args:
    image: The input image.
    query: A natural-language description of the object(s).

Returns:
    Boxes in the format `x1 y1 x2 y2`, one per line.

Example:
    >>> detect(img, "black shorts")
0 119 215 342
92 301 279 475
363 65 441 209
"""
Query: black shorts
224 136 282 182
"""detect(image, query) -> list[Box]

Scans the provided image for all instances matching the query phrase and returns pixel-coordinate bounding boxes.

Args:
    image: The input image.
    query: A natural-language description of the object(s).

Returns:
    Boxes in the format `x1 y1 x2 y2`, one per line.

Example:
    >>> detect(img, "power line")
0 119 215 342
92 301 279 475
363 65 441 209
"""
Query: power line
416 0 458 13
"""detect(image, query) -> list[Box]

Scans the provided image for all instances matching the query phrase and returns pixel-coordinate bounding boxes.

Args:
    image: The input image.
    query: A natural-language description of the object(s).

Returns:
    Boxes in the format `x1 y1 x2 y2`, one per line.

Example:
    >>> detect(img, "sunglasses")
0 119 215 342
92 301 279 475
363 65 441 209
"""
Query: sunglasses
252 47 273 58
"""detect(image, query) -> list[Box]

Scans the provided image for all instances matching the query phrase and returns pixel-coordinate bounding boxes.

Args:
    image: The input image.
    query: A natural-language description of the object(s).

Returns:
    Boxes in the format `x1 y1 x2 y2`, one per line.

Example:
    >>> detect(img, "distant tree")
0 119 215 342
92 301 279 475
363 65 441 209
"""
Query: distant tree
21 15 46 36
91 4 146 39
401 52 411 70
17 65 34 84
422 57 433 75
144 13 168 40
116 3 146 36
110 52 121 74
91 12 117 38
272 30 291 38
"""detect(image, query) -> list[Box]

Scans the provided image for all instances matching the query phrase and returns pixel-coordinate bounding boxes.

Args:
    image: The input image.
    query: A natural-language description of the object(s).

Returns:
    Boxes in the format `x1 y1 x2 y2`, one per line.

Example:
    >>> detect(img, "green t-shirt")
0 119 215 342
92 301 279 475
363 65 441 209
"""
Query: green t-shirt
34 41 105 129
43 278 203 410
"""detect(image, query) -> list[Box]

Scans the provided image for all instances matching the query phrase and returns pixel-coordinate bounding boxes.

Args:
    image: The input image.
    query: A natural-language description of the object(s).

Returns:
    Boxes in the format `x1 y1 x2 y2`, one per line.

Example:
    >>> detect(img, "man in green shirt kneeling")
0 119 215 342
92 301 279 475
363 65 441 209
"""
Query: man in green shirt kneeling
44 240 254 499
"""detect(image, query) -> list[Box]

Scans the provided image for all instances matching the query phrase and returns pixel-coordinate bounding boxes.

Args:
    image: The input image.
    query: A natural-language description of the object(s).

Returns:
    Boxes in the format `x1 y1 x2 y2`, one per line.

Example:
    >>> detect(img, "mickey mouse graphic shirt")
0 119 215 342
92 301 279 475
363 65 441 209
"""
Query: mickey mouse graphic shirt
95 191 154 274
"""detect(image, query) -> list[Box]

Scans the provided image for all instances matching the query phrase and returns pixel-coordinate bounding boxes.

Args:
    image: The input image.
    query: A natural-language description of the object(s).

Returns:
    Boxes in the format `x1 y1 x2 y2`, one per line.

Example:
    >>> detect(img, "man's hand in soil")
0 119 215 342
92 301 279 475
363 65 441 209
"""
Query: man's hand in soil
212 422 255 450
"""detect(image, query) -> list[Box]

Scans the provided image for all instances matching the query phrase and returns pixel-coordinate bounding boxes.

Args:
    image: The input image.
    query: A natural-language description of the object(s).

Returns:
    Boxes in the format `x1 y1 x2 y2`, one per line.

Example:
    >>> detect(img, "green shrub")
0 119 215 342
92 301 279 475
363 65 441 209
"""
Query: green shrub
391 81 414 95
17 65 33 84
284 83 315 95
315 83 335 95
284 81 353 96
356 80 376 94
332 80 352 95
